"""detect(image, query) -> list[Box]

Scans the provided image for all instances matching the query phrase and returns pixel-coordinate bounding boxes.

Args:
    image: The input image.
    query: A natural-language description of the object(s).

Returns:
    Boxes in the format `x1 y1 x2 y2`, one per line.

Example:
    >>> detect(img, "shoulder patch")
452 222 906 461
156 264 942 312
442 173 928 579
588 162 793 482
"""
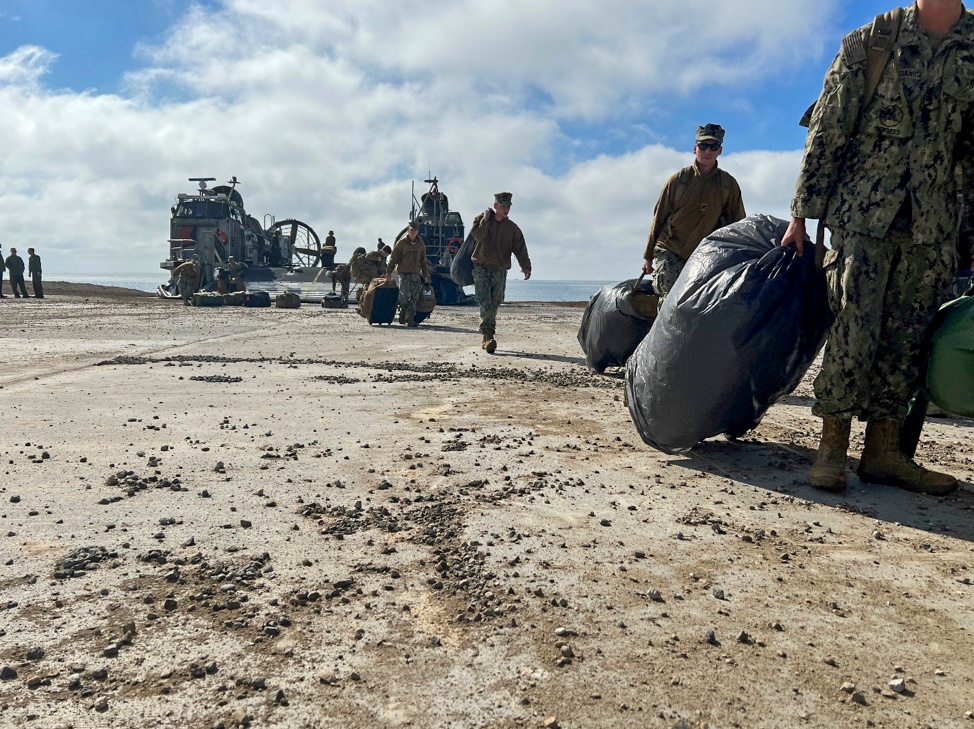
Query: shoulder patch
841 27 868 66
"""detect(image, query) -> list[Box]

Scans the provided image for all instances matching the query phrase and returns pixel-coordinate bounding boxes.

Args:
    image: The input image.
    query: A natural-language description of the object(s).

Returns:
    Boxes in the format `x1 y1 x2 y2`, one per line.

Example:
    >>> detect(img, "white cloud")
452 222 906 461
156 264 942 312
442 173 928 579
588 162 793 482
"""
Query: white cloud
0 0 835 281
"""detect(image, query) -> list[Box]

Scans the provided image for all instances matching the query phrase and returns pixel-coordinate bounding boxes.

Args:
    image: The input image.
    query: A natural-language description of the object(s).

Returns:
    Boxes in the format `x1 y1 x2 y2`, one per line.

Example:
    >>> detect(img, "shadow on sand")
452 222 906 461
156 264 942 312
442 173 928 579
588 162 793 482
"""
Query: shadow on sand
670 436 974 543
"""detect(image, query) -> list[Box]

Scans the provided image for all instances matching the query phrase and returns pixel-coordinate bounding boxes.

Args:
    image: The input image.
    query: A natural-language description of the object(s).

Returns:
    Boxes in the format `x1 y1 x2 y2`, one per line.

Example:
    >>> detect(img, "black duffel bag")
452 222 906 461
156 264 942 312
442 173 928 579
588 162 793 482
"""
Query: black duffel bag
450 231 476 287
625 214 833 453
243 291 272 308
577 276 658 374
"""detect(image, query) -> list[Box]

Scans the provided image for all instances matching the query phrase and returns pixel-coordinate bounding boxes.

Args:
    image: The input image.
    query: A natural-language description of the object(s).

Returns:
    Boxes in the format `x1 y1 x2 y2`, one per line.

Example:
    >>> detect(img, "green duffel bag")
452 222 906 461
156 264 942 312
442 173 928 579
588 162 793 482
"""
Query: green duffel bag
275 292 301 309
223 292 246 306
927 294 974 417
193 292 225 307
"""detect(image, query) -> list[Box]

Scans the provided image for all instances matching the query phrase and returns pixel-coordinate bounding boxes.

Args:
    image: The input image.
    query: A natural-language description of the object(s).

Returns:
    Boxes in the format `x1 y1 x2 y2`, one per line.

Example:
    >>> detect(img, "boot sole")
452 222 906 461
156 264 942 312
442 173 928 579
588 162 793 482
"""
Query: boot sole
857 469 959 496
808 475 847 493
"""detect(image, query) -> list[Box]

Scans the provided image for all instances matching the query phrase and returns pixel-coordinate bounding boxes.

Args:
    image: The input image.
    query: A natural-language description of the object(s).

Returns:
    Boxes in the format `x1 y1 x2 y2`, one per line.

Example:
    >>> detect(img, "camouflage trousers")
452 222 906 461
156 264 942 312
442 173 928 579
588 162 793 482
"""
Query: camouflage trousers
652 249 685 313
398 273 423 323
813 227 957 422
473 265 507 338
178 277 195 304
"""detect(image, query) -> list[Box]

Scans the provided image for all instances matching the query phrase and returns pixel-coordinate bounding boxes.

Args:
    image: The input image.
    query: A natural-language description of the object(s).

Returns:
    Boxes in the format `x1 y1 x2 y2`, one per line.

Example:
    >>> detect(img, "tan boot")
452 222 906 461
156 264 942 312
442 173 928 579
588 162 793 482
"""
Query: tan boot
809 416 851 492
481 336 496 354
857 420 958 495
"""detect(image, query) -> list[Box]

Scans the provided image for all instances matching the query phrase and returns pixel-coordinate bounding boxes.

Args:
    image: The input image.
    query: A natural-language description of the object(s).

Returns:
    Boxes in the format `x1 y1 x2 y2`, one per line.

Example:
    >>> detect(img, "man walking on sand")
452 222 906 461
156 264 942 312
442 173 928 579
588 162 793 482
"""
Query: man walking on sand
5 247 28 299
642 124 745 309
0 245 6 298
470 192 531 354
386 221 430 327
780 0 973 495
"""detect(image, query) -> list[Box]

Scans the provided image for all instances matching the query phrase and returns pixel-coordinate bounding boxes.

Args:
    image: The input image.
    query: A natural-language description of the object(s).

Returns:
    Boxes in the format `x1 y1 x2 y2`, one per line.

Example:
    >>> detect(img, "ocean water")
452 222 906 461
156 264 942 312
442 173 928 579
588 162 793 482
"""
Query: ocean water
46 273 616 303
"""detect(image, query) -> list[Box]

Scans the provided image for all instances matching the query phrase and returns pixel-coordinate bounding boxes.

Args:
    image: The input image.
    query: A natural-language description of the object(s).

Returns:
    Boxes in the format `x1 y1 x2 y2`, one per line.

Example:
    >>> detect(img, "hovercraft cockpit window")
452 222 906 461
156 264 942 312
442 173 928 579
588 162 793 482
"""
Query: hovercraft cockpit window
175 200 231 219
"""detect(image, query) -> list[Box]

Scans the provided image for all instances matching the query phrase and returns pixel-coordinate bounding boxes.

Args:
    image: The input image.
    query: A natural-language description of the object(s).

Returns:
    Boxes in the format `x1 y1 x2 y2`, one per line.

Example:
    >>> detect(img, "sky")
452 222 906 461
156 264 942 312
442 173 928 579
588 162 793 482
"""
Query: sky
0 0 903 280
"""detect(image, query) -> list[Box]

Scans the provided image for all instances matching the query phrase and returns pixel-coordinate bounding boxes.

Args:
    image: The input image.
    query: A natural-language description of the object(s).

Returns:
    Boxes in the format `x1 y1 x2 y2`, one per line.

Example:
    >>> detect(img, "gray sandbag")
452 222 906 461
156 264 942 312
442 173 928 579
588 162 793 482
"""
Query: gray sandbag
625 214 833 453
450 231 476 287
577 277 658 374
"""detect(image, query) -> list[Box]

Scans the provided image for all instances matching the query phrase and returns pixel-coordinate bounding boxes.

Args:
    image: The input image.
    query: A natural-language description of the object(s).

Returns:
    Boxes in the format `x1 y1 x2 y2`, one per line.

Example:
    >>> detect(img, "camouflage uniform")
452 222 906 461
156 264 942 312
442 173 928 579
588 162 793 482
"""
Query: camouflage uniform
228 260 247 292
470 196 531 342
794 5 974 421
388 232 429 326
398 272 423 325
173 260 200 305
472 265 507 338
651 249 686 309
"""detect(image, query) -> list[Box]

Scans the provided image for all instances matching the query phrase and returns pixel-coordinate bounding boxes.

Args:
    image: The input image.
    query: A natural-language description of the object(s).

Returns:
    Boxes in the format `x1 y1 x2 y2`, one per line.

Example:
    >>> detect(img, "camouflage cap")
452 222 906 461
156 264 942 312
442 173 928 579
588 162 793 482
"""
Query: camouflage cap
696 123 725 144
407 219 420 230
494 191 513 206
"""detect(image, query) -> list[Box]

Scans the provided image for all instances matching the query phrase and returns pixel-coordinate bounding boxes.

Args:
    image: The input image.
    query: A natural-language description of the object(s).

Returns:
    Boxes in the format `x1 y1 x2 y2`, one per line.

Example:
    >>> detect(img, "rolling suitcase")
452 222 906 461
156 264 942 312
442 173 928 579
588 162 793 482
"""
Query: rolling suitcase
369 286 399 325
358 278 399 324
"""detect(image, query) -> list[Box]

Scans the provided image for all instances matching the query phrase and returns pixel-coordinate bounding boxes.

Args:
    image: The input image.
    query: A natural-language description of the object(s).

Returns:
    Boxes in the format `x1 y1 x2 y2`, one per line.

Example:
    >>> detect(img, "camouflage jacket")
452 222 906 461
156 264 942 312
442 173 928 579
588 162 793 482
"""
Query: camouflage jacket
173 261 199 280
792 4 974 237
644 162 745 262
470 213 531 272
389 236 430 279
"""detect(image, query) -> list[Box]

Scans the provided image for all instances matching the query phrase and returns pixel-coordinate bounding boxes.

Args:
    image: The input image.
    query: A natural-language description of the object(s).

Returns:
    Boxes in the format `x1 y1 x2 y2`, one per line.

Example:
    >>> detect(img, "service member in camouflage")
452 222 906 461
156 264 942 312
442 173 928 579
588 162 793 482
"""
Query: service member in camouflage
386 221 430 327
173 256 201 305
227 256 247 293
470 192 531 354
642 124 746 309
780 0 973 495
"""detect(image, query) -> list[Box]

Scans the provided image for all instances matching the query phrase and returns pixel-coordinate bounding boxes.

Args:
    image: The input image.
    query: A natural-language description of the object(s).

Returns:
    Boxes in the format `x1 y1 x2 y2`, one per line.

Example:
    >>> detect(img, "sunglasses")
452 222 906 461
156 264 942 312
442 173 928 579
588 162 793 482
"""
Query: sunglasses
697 142 721 151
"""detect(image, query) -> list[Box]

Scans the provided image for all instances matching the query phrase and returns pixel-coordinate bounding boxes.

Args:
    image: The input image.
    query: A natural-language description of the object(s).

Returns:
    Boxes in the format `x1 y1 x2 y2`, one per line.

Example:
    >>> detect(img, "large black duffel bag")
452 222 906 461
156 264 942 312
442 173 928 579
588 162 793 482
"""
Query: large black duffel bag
243 291 272 308
577 276 658 374
450 232 476 287
625 215 833 453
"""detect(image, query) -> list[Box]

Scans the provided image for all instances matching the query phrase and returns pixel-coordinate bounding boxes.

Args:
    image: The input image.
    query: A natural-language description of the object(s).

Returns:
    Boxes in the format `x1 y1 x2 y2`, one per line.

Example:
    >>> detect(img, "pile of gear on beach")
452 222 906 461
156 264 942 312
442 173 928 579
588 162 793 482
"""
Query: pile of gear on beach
581 3 974 497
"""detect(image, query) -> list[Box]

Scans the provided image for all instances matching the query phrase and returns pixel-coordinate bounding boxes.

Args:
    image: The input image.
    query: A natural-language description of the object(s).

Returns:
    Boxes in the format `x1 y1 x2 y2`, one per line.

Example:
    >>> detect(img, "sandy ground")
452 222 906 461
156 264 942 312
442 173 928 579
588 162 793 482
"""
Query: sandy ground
0 286 972 729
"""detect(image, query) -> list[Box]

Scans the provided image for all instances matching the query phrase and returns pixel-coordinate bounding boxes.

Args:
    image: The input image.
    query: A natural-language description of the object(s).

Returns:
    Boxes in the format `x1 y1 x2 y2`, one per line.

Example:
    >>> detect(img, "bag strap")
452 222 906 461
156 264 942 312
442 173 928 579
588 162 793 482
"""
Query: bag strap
631 272 646 295
863 8 903 116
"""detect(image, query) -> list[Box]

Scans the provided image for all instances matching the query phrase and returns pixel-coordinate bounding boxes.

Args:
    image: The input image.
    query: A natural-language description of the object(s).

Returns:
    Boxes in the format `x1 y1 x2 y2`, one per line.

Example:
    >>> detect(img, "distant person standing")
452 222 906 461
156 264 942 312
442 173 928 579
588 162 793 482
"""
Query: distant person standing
642 124 746 308
4 247 28 299
470 191 531 354
0 245 6 298
386 221 430 327
27 247 43 299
